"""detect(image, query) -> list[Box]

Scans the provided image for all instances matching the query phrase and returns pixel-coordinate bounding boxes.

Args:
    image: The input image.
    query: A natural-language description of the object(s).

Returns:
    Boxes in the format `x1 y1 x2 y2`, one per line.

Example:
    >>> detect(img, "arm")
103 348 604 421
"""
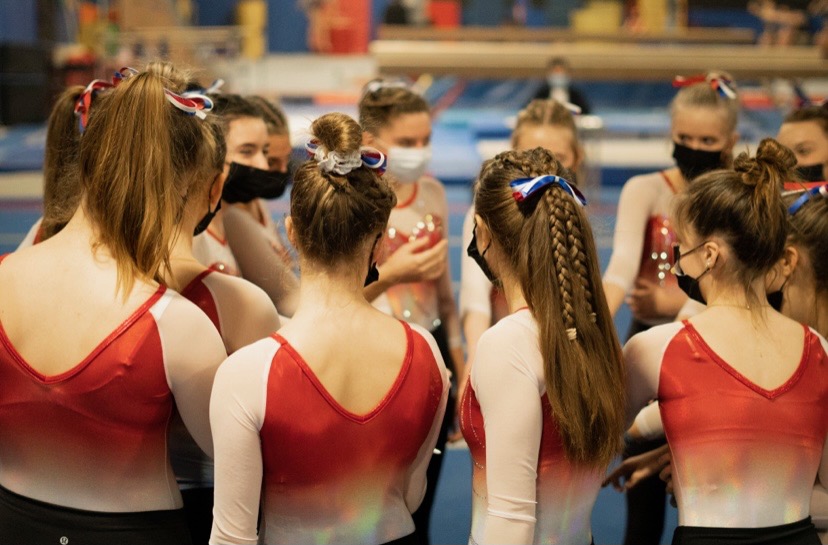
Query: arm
603 175 657 317
223 206 300 317
622 323 681 428
631 401 664 441
212 276 281 354
363 237 448 303
159 295 228 458
403 325 450 512
210 339 278 545
474 329 544 545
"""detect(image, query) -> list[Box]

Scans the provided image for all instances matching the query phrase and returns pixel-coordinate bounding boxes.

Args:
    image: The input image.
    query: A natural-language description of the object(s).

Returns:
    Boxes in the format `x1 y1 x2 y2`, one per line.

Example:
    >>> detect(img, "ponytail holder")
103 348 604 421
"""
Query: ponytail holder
510 175 587 206
204 79 225 95
788 183 828 215
165 90 213 119
305 140 386 176
364 79 410 96
673 73 737 100
74 79 116 133
566 327 577 341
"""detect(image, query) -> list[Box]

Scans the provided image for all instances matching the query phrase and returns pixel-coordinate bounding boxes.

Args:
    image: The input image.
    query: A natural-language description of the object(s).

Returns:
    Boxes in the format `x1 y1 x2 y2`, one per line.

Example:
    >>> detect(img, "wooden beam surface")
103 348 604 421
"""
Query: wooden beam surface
371 40 828 79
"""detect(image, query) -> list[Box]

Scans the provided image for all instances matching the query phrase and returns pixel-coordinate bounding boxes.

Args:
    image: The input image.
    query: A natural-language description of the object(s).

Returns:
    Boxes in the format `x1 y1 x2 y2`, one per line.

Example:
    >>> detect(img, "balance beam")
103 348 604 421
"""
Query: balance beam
371 40 828 79
377 25 756 45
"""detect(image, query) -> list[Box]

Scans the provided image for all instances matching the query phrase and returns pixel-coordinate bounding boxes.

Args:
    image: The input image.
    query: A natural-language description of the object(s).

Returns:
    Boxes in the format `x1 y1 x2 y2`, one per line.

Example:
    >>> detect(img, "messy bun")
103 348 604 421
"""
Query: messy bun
673 138 789 305
358 79 429 135
291 113 396 265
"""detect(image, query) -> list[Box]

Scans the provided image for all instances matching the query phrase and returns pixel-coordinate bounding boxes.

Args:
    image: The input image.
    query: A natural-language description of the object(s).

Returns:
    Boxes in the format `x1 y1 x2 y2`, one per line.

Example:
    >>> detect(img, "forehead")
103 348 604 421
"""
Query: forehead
226 116 268 145
383 111 431 136
777 120 827 146
671 106 731 138
515 125 576 155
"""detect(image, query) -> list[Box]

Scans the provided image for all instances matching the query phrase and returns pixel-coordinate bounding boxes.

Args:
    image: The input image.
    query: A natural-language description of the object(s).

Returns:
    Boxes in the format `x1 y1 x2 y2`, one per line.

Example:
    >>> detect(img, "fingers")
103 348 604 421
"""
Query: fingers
402 236 432 253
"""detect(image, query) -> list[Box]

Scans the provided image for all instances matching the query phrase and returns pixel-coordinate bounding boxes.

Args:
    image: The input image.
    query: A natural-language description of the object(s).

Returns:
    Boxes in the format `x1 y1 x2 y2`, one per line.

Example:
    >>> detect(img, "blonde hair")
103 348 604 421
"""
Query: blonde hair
291 113 396 265
475 147 625 466
512 99 581 167
79 62 222 296
670 72 740 134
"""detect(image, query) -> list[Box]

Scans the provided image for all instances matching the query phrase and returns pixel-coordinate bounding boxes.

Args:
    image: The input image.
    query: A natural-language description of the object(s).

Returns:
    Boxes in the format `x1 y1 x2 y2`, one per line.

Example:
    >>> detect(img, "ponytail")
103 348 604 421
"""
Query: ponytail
476 147 625 466
79 65 218 296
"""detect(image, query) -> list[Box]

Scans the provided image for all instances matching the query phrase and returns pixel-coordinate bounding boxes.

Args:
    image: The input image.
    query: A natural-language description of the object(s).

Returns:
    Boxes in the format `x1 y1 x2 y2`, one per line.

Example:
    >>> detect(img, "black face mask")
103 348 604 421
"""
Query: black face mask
676 268 710 305
193 199 222 237
222 162 290 204
467 225 497 285
796 163 825 182
766 279 787 312
673 142 726 182
364 235 381 287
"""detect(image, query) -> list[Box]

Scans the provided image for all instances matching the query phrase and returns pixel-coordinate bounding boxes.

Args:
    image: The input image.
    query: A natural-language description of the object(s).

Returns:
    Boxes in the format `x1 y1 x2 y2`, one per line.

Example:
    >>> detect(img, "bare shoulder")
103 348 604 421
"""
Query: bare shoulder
419 176 447 199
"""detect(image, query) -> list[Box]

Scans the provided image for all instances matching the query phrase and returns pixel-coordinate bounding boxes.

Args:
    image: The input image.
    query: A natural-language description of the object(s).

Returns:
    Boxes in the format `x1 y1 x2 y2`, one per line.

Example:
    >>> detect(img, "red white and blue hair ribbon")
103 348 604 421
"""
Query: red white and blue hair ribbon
673 73 737 100
788 183 828 215
510 175 587 206
305 140 387 175
167 90 214 119
74 79 116 132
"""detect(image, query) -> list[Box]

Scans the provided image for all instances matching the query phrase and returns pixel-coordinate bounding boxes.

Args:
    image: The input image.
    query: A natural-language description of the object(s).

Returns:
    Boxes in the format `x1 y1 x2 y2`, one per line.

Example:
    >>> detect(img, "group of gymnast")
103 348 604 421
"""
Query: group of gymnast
0 61 824 545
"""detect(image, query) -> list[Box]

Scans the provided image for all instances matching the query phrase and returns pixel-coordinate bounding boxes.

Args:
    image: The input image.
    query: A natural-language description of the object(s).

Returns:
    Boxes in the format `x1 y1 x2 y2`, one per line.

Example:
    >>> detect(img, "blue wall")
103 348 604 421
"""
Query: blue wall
194 0 308 52
0 0 38 44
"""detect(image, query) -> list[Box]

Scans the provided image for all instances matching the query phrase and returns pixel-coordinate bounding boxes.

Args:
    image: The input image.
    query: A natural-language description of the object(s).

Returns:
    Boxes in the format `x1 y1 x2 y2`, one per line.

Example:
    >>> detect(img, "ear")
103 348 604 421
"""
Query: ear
369 231 383 264
765 245 798 292
572 144 585 171
474 213 493 251
209 171 226 209
703 240 721 269
285 216 297 247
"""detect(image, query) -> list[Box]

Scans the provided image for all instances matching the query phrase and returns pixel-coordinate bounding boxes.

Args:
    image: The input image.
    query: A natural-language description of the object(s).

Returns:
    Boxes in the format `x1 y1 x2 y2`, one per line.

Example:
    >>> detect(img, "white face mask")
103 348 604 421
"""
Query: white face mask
387 146 432 183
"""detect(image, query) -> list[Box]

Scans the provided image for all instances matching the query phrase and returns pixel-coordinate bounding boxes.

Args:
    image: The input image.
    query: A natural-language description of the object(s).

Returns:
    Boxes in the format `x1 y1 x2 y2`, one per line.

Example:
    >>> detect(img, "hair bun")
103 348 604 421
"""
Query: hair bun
310 112 362 159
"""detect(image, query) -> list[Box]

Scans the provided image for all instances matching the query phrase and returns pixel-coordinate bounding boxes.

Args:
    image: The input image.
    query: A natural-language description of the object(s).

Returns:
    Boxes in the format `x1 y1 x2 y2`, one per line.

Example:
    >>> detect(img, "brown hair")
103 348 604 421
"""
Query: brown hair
673 138 794 306
512 99 580 162
785 188 828 294
291 112 396 265
783 105 828 135
40 85 85 241
670 71 740 134
247 96 289 136
210 93 265 133
474 147 625 466
358 80 430 135
79 62 222 296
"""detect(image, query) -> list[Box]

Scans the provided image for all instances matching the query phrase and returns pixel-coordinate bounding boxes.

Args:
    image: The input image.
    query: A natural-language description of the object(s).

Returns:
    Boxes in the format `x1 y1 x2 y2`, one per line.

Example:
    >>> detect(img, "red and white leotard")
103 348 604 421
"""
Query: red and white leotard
374 178 447 331
603 171 681 324
461 310 604 545
209 322 449 545
626 321 828 528
0 280 225 513
193 228 240 277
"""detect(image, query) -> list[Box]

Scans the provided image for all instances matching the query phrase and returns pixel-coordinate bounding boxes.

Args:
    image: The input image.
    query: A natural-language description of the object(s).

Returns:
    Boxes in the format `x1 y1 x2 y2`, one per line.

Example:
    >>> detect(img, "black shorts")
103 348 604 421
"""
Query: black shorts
672 517 820 545
0 483 192 545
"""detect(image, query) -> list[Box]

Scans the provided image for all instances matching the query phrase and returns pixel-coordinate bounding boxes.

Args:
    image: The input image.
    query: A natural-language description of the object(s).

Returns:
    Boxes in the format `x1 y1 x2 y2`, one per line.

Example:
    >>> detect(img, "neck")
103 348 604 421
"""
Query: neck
209 206 226 239
293 261 372 318
666 167 688 192
500 270 528 314
704 275 768 309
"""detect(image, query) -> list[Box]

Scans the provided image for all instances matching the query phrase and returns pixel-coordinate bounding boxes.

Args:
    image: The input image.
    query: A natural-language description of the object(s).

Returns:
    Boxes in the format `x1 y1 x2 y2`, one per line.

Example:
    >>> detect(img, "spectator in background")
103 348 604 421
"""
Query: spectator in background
533 57 592 115
384 0 410 25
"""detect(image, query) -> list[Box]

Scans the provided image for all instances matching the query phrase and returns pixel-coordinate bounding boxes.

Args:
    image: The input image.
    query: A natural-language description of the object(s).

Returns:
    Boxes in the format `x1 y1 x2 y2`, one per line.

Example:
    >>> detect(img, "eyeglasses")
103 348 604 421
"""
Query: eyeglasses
671 242 707 277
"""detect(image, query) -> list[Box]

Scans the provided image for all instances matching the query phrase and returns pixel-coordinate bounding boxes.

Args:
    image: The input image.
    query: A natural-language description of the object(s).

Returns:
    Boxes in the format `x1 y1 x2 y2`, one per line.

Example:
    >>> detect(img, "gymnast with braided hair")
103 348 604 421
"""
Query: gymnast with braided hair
460 147 625 545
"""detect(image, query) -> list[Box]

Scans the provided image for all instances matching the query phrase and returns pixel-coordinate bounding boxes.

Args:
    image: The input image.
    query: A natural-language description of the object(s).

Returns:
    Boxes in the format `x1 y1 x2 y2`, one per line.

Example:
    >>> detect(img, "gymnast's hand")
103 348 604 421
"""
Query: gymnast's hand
602 444 671 492
627 279 688 321
380 237 448 285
